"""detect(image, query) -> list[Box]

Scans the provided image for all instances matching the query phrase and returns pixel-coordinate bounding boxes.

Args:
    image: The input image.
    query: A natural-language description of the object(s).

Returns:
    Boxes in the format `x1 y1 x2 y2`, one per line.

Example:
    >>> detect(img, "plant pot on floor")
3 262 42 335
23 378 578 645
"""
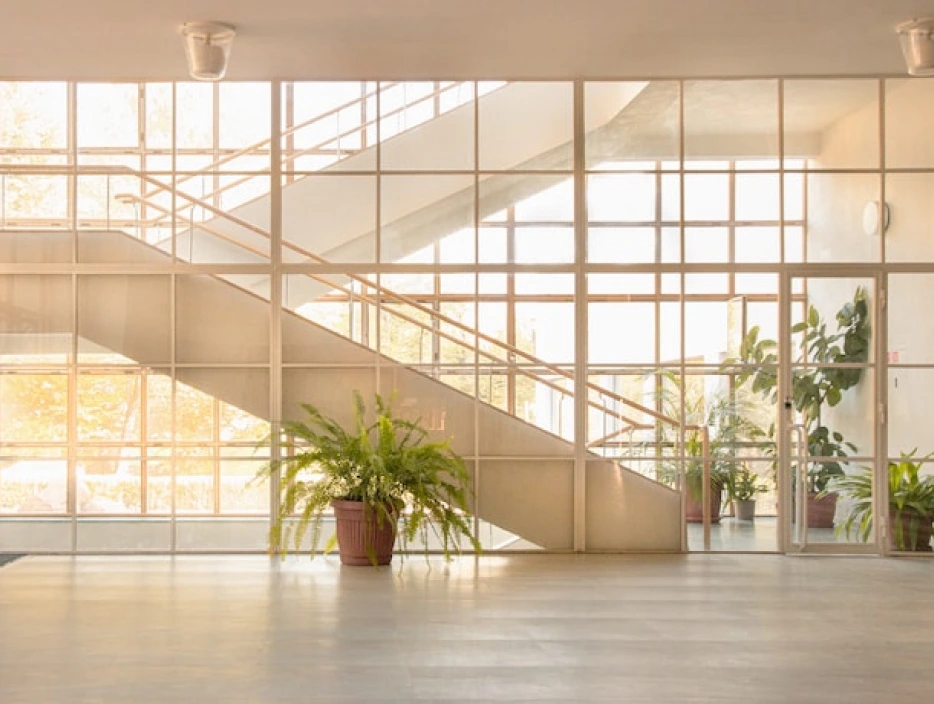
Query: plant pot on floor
258 391 480 567
807 491 836 529
735 499 756 521
332 500 397 566
889 509 934 552
685 486 723 523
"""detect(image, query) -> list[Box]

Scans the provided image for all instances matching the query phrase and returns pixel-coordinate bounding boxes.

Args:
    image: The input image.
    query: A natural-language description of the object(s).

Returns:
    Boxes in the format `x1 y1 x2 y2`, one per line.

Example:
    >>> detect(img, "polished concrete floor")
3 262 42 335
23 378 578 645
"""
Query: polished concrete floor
2 554 933 703
686 516 845 551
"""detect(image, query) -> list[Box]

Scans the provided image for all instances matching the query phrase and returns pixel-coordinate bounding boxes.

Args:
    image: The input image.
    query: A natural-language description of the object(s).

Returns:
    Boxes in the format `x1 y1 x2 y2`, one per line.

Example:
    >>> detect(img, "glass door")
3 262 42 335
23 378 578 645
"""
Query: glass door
780 273 878 553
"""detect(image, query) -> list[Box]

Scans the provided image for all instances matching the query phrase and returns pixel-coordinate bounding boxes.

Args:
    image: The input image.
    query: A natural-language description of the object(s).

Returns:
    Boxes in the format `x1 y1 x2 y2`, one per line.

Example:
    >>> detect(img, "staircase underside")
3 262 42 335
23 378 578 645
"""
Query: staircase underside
1 228 681 552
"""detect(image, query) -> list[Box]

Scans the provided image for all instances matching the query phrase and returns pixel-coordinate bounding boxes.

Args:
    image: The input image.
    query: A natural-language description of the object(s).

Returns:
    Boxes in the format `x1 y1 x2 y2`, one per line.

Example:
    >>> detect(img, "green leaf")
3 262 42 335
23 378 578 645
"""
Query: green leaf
826 387 842 406
257 390 480 566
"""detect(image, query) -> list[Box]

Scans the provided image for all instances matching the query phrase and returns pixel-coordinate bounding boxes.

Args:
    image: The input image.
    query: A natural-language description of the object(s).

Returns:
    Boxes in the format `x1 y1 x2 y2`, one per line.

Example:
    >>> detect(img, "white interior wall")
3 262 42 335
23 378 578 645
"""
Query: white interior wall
809 79 934 461
807 90 878 462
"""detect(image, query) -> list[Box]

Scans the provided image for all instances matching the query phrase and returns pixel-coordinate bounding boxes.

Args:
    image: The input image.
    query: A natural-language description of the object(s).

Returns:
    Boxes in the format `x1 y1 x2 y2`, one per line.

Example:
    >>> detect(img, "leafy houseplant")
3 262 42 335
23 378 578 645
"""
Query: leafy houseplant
727 467 768 521
729 287 870 527
832 449 934 552
681 430 729 524
652 378 766 523
258 390 480 566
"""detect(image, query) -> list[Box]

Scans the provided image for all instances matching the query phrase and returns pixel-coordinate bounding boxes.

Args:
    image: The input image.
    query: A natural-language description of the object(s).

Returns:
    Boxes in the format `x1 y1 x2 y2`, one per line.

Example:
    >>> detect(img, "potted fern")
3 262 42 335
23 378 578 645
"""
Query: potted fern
831 449 934 552
258 390 480 566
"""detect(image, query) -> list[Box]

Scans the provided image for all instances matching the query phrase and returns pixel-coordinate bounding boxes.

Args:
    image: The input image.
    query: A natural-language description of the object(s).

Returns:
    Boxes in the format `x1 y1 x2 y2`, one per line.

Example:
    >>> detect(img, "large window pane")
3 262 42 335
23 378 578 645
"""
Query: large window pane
380 81 475 171
479 82 572 171
885 78 934 169
0 457 68 514
1 373 68 443
77 84 139 149
806 173 880 263
685 80 778 167
586 81 679 169
784 79 878 169
0 82 68 152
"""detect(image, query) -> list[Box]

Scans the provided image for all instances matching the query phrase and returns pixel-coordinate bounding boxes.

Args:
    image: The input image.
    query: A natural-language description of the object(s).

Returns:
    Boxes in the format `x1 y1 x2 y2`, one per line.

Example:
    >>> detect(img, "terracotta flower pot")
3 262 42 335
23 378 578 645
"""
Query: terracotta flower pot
332 500 397 566
807 492 836 529
685 485 723 523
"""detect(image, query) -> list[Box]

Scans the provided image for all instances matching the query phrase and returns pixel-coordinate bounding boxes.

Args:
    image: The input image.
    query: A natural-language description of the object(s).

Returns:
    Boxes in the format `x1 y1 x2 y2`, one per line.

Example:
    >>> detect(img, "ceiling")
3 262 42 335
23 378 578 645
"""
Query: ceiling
0 0 931 81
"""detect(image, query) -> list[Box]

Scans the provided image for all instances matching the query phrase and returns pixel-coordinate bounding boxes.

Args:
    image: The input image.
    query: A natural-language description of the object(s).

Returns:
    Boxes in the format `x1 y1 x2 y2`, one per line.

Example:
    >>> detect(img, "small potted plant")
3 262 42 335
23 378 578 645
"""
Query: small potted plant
728 466 768 521
257 390 480 566
655 387 765 524
683 462 728 523
831 449 934 552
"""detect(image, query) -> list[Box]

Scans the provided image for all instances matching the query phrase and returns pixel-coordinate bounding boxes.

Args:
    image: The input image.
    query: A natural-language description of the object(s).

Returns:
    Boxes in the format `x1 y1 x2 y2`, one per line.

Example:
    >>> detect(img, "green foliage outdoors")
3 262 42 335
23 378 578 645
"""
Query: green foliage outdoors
257 390 480 565
831 449 934 551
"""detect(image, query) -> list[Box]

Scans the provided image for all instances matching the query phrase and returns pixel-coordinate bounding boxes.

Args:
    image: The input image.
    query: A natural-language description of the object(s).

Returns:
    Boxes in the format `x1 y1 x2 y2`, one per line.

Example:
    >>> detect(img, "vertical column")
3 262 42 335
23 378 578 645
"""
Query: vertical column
268 81 283 532
67 82 78 552
677 80 689 552
170 82 178 553
776 78 787 554
875 79 888 555
777 269 792 552
572 80 587 552
374 83 383 392
472 82 482 548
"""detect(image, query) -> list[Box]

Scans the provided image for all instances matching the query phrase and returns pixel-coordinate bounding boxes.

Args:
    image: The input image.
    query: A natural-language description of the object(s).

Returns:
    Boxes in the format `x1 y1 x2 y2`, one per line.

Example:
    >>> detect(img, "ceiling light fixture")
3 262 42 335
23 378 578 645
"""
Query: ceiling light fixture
179 22 236 81
896 18 934 76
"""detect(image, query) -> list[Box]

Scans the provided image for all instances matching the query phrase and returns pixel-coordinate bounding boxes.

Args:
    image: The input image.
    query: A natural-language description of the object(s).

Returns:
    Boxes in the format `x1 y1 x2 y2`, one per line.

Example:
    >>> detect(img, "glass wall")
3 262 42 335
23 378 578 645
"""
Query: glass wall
2 78 933 554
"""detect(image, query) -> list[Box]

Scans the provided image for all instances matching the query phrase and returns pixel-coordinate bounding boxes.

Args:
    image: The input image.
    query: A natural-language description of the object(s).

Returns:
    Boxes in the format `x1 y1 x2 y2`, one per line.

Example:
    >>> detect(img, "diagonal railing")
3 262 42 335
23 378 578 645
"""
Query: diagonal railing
1 151 697 481
137 81 485 243
100 174 667 426
102 163 707 483
3 82 713 494
1 159 707 470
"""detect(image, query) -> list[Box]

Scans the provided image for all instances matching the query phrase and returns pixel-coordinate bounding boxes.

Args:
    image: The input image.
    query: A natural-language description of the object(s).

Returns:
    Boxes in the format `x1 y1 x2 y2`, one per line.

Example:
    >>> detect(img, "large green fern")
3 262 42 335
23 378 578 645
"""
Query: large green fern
257 390 480 564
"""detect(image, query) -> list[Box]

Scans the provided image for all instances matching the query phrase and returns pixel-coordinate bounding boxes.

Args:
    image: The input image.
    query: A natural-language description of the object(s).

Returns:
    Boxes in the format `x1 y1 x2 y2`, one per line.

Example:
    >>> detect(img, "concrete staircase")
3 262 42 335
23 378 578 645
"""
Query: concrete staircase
0 229 681 551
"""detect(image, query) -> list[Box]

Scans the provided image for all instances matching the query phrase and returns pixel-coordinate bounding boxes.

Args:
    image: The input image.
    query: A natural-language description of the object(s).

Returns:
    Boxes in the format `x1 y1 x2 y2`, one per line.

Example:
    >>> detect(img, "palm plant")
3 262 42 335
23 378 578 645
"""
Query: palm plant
831 449 934 551
257 390 480 565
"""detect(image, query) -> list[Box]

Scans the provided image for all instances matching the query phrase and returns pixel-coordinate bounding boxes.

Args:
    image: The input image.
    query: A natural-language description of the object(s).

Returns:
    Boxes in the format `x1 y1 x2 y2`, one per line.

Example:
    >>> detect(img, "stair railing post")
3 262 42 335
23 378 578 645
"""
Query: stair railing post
702 426 712 551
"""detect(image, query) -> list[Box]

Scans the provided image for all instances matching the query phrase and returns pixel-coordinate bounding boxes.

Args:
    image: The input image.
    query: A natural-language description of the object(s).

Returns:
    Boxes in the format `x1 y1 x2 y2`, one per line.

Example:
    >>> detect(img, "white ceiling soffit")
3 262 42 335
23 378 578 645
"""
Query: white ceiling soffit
0 0 932 81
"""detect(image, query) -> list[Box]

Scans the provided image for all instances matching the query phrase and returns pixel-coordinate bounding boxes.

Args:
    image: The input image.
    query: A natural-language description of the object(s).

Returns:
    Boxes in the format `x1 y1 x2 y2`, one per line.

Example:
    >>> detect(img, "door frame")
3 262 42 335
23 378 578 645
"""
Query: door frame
777 267 885 555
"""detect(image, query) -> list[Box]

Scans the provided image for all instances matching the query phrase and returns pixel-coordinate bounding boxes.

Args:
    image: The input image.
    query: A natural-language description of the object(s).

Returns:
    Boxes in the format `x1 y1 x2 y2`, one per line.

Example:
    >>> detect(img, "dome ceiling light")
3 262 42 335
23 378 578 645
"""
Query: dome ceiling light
179 21 236 81
896 18 934 76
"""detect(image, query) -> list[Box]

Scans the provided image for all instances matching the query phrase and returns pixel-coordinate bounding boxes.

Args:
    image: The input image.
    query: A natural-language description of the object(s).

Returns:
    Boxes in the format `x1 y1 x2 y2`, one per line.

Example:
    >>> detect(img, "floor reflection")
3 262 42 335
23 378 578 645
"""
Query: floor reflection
686 517 852 552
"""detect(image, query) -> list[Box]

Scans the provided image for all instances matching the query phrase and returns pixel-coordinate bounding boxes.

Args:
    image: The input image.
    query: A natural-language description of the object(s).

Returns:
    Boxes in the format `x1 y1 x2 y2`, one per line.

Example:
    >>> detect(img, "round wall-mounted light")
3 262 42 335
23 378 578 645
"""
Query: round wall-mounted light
180 22 236 81
896 18 934 76
862 201 891 237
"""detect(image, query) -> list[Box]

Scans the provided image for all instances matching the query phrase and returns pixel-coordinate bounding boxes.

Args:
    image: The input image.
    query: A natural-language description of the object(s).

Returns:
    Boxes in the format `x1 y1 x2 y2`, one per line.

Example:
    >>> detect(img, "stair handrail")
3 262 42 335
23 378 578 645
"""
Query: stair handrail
137 82 394 204
18 161 693 458
106 169 688 439
141 82 478 234
117 219 652 432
